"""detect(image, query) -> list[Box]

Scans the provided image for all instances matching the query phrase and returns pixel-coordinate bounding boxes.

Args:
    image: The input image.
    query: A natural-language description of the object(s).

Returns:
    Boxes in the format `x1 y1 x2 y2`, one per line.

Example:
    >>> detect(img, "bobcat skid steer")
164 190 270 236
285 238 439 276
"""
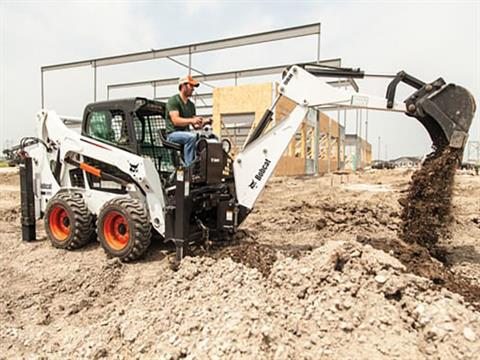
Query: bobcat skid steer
18 64 475 262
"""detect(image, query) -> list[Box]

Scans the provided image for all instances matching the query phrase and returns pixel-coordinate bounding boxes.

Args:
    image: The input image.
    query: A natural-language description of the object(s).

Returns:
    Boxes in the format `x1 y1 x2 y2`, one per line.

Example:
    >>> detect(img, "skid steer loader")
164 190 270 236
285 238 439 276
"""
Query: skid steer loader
18 64 476 262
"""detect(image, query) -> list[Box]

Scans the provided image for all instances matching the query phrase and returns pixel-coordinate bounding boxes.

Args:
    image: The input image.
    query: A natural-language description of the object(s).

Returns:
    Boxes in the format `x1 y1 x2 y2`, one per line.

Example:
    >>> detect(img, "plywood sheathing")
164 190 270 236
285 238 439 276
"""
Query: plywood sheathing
360 138 372 166
273 157 306 176
319 160 339 173
212 83 273 138
275 95 297 123
319 112 339 135
275 94 298 157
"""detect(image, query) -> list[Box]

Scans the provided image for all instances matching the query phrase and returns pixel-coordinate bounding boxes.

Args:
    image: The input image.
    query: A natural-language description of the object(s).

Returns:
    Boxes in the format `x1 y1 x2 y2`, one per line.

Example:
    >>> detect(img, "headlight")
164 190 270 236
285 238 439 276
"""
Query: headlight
221 139 232 153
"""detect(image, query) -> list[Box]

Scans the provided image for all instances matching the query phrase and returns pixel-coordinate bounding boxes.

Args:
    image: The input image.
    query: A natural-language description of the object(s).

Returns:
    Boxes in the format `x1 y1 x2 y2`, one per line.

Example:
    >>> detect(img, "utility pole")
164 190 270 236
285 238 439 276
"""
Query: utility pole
355 109 359 169
365 110 369 143
378 136 381 160
385 144 388 161
359 110 363 141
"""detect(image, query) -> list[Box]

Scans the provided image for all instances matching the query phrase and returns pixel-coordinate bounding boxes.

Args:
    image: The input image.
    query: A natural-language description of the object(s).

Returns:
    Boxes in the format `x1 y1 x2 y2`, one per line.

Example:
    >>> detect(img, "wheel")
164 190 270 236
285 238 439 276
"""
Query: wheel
44 191 95 249
97 197 151 261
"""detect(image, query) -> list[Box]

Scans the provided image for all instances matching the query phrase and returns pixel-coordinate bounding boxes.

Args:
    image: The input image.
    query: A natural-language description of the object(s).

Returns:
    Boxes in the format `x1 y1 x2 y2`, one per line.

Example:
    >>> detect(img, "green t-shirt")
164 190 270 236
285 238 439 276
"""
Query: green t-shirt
165 94 196 133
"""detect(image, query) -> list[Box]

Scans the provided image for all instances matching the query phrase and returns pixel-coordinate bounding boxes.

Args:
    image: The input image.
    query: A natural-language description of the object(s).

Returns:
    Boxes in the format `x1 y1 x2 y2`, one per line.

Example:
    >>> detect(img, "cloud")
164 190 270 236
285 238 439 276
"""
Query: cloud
1 1 159 146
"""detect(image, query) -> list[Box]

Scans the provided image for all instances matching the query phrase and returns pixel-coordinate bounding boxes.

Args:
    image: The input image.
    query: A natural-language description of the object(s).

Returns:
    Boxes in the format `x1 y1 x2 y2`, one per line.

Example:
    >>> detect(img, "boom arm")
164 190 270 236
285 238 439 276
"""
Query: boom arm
233 65 475 212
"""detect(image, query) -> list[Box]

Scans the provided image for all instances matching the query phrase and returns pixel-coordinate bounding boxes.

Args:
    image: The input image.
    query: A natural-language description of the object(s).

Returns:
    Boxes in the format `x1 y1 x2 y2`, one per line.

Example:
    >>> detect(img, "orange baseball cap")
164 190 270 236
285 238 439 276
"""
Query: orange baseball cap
178 75 199 87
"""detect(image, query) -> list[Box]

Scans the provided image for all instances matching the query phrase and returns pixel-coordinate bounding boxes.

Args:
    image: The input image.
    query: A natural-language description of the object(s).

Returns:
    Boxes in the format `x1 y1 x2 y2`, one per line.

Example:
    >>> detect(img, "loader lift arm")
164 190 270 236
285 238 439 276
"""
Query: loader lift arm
233 64 475 218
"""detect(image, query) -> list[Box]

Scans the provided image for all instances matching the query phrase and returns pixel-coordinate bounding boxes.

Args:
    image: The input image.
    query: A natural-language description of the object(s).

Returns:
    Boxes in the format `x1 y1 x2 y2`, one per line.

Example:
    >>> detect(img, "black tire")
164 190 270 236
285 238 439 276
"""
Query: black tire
44 191 95 249
97 197 151 261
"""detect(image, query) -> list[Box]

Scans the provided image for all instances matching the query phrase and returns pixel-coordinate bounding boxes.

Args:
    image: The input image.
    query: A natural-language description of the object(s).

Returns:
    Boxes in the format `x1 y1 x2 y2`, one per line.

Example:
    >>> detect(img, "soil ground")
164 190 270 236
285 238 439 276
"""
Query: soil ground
0 166 479 359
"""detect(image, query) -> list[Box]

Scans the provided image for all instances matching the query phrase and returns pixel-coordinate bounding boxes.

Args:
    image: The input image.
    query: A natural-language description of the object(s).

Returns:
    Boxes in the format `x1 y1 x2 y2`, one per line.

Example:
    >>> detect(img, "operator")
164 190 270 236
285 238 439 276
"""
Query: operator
165 75 211 166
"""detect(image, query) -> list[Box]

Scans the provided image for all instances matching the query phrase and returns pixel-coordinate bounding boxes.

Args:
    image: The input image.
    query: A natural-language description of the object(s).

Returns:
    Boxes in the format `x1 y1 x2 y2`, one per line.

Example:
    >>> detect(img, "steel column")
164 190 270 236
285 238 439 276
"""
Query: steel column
93 61 97 101
41 69 45 108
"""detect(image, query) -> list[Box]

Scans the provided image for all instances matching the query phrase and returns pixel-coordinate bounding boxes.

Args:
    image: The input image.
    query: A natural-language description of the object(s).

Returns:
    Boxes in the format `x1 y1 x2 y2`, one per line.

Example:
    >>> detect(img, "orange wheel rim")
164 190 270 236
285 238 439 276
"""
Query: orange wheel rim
103 211 129 251
49 206 71 241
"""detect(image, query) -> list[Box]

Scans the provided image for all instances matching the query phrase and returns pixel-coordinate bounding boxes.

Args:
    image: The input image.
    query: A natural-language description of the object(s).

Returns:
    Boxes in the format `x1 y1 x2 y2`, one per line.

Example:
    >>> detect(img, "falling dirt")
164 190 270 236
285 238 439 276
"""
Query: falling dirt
393 145 480 309
400 147 461 248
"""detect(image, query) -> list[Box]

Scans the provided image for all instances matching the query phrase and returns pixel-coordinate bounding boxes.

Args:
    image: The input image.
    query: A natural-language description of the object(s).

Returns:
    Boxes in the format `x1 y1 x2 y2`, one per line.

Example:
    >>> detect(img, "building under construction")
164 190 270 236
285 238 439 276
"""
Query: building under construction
211 82 371 175
41 23 372 176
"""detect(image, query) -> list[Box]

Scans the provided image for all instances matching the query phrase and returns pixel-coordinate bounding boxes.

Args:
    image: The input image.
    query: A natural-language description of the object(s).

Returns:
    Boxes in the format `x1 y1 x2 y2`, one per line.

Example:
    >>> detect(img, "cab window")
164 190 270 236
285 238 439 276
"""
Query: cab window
86 110 129 146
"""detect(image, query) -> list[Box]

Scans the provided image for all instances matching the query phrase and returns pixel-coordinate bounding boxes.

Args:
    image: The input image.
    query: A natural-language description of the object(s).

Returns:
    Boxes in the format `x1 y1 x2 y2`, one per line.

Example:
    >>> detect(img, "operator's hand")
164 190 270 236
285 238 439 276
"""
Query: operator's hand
191 116 203 129
202 117 213 125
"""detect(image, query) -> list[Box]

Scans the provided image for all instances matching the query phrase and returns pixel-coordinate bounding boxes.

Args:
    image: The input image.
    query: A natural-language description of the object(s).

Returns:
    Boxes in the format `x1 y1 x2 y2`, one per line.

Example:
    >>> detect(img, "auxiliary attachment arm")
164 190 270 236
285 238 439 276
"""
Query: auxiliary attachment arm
233 65 475 213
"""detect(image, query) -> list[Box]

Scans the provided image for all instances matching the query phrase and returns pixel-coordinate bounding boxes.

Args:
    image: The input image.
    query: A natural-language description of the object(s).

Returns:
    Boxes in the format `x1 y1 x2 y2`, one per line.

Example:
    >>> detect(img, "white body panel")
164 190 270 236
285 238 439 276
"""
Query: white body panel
30 109 167 235
233 106 308 209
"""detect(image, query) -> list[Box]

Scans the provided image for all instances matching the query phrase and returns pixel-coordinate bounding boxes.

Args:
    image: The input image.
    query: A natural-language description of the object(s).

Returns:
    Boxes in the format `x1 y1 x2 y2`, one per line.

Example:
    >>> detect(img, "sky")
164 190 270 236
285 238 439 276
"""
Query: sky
0 0 479 160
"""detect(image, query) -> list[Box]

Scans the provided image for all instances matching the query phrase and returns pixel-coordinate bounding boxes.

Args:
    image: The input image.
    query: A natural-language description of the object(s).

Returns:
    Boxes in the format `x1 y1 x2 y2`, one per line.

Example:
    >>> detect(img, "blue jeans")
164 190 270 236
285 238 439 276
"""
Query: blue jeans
167 131 197 166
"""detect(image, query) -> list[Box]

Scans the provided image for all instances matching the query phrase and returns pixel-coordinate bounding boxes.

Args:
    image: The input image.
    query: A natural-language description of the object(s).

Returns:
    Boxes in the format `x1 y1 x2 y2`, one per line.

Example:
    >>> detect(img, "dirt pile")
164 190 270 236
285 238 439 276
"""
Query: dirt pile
0 206 21 223
0 169 18 186
247 193 401 246
1 167 480 358
357 235 480 311
203 195 402 278
2 240 479 359
205 239 279 277
314 199 400 235
400 147 461 248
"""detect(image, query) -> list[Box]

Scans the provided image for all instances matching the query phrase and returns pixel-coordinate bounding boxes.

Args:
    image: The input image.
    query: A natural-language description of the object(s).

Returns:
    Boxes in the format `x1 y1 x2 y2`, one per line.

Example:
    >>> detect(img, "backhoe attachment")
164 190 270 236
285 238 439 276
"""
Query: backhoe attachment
387 71 476 149
234 65 476 213
298 64 476 150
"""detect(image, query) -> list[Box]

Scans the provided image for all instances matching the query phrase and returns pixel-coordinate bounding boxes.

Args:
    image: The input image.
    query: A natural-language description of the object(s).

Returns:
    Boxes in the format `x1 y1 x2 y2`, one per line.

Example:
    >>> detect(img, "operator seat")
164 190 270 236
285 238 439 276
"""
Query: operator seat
158 129 184 168
158 130 183 152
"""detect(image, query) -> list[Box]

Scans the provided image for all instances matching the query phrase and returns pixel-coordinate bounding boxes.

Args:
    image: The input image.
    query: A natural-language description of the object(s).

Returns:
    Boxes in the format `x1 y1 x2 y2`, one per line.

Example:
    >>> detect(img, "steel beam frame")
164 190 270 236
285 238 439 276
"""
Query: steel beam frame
42 23 321 72
41 23 322 107
106 59 349 98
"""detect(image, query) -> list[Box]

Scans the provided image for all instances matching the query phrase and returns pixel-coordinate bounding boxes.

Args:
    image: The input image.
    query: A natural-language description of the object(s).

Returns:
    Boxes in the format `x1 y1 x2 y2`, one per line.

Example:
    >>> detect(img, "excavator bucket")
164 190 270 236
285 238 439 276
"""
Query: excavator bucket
388 73 476 149
408 82 475 149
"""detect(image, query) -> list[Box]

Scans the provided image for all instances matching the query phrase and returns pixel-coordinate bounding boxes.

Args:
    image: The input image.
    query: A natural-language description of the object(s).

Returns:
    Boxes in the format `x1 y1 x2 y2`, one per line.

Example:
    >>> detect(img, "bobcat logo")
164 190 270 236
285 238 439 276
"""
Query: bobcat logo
248 159 271 191
129 162 139 174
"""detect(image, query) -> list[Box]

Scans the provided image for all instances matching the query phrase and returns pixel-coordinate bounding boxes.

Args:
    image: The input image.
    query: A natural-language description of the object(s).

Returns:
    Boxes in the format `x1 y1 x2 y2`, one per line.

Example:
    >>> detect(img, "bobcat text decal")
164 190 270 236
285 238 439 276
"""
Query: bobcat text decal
248 158 271 189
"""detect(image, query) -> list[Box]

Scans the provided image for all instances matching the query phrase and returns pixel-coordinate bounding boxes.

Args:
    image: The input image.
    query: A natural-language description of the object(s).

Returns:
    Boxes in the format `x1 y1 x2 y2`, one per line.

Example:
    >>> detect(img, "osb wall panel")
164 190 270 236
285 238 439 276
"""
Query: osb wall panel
275 96 297 123
212 83 273 136
319 113 340 137
318 160 339 174
275 156 341 176
274 156 305 176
